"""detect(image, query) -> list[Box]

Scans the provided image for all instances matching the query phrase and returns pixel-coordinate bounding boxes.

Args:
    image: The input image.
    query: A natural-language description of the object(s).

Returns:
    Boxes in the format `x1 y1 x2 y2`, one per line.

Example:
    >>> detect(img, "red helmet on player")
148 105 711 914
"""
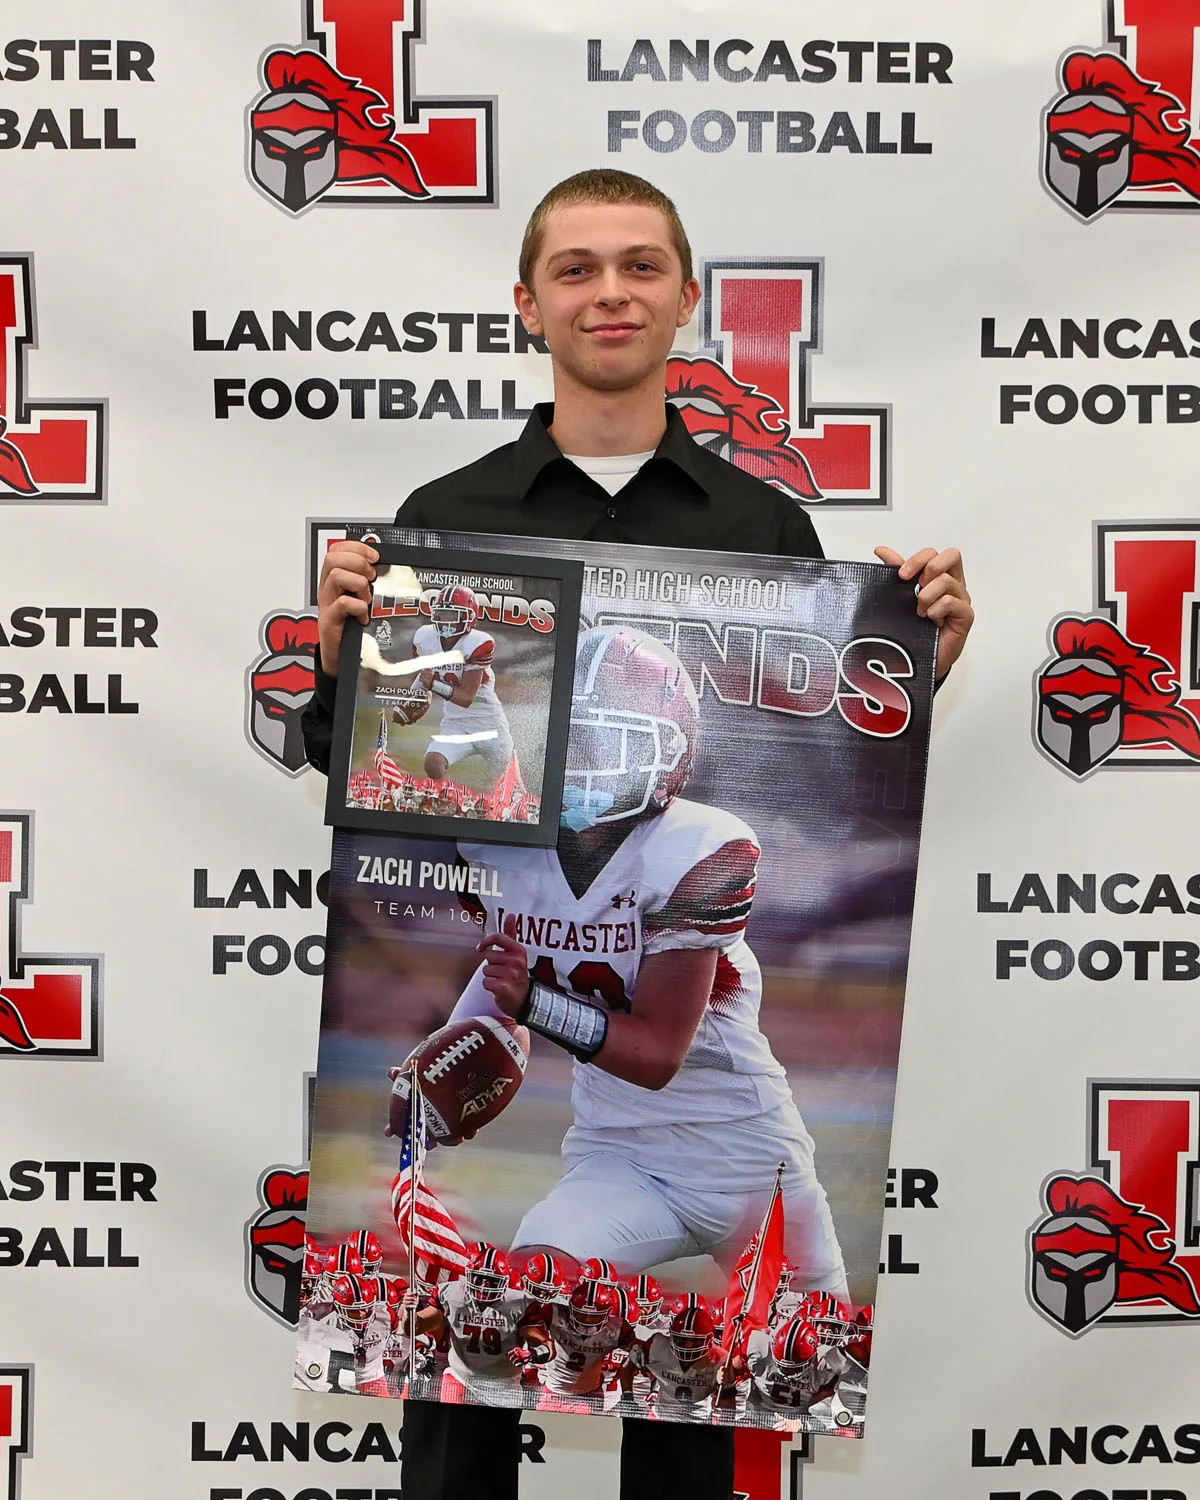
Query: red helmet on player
346 1229 384 1277
431 584 478 644
563 627 700 830
813 1297 853 1347
331 1272 376 1330
669 1302 716 1366
431 780 460 816
610 1284 639 1325
579 1257 619 1287
325 1244 365 1279
466 1243 511 1304
568 1278 620 1332
521 1252 570 1305
385 1275 408 1308
772 1317 819 1373
632 1274 663 1321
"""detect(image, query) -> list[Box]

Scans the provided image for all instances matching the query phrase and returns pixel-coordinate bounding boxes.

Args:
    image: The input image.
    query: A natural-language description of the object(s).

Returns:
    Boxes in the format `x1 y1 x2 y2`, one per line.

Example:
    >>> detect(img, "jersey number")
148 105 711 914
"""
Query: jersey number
530 956 631 1014
463 1323 504 1356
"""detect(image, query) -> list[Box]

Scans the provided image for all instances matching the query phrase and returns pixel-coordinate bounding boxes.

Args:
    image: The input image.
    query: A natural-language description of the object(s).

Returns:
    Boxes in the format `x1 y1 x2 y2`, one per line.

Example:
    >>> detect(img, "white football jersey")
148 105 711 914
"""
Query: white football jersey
745 1329 833 1415
458 798 791 1129
440 1280 530 1386
413 623 509 738
343 1304 393 1389
541 1305 627 1395
639 1332 722 1410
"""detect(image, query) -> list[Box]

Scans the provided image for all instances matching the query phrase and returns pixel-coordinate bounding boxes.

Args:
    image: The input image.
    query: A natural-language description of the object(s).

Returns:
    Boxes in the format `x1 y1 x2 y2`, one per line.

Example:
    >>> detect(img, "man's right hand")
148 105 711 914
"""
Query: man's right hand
317 540 378 677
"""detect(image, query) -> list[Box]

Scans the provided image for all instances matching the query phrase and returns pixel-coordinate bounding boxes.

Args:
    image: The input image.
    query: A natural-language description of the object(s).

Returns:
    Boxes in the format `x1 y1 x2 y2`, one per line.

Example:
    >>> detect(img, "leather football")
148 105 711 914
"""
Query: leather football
390 1015 529 1142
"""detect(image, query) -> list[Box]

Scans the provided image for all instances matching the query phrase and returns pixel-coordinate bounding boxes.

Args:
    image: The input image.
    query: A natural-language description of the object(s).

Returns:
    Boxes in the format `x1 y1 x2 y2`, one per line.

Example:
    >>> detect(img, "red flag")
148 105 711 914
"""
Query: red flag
724 1183 785 1353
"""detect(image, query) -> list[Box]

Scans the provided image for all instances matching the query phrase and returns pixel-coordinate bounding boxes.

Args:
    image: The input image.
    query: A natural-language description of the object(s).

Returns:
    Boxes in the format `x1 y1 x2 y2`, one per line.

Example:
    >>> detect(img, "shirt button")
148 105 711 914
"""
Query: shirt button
605 506 617 520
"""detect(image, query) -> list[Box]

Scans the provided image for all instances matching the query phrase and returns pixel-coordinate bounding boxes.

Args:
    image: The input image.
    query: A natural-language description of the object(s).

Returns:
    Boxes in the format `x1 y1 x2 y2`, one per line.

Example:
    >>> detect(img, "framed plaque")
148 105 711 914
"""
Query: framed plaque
326 537 582 848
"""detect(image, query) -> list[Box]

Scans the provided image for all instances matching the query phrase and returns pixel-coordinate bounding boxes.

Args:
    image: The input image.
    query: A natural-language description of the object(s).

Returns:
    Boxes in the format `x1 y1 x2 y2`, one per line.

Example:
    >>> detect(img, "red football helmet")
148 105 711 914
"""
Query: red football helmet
772 1317 819 1373
326 1244 365 1279
565 627 699 827
431 584 479 643
466 1243 511 1304
669 1302 715 1366
568 1278 620 1332
346 1229 383 1277
579 1257 619 1287
813 1297 853 1347
522 1252 570 1305
669 1292 707 1320
777 1258 795 1292
331 1273 376 1330
632 1274 663 1321
611 1284 639 1325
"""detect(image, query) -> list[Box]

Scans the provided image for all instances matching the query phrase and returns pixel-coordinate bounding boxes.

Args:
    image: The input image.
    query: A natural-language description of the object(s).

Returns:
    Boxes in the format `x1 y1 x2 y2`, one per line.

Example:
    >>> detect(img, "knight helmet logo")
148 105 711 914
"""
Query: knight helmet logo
245 1166 310 1327
0 814 102 1059
1034 524 1200 777
1027 1082 1200 1335
1043 8 1200 219
665 259 889 506
246 611 319 777
0 1367 32 1500
248 0 496 215
0 256 105 503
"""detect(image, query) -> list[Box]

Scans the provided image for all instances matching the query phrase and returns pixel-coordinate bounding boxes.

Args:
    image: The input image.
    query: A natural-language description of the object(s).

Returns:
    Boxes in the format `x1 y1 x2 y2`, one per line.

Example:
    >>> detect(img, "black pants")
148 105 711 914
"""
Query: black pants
401 1401 735 1500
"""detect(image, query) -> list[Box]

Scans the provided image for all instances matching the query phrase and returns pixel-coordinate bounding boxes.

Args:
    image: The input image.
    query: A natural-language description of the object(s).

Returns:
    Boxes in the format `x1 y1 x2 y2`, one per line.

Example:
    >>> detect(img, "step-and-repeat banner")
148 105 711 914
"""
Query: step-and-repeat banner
4 2 1200 1497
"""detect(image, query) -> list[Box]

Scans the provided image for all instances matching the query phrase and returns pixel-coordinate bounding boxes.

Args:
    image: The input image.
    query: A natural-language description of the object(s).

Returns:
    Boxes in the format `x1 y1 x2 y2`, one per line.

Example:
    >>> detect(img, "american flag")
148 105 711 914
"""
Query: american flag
390 1082 470 1282
374 714 406 790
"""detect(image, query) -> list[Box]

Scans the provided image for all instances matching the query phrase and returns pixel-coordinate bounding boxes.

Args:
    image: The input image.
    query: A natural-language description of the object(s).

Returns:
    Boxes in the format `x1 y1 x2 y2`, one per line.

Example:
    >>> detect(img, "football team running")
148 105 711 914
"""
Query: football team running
295 1229 872 1434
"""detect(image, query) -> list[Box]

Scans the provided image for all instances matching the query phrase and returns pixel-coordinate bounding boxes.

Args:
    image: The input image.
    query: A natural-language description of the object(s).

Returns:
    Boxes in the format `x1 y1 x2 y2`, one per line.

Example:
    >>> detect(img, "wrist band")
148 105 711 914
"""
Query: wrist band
430 679 454 699
518 980 609 1062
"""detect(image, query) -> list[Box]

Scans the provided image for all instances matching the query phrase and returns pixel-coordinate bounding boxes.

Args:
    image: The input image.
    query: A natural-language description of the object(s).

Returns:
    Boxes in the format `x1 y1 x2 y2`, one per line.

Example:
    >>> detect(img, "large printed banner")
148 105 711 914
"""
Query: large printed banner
298 530 936 1436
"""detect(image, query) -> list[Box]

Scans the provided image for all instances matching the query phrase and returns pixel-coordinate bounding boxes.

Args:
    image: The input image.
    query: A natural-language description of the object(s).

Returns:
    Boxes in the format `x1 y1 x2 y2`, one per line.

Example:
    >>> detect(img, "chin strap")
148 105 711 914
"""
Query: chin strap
517 980 609 1062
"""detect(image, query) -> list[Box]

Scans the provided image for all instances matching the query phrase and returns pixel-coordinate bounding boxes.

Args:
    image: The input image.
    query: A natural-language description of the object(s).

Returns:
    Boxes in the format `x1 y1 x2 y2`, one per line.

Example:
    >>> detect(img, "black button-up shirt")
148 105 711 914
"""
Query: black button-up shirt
301 402 823 772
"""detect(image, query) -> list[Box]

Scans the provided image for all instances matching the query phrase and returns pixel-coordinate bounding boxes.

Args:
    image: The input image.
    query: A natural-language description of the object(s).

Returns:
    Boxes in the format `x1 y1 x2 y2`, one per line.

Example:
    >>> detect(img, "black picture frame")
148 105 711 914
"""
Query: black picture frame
325 538 583 848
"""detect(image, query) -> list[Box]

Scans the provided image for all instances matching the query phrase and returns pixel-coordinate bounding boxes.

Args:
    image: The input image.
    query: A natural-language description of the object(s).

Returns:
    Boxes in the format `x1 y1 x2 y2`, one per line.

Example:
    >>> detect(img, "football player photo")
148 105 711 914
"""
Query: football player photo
325 544 581 846
302 531 938 1436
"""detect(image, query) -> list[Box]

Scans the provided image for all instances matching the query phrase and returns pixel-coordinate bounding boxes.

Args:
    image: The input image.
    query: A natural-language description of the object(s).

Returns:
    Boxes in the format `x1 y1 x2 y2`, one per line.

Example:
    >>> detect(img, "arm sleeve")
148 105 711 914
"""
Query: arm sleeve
299 496 430 777
642 837 760 954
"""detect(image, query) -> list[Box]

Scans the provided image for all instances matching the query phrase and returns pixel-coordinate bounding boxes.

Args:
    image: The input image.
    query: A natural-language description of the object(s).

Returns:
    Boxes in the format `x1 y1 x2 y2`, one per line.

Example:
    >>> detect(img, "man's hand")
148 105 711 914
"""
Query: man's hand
477 915 531 1018
874 546 973 681
317 540 378 677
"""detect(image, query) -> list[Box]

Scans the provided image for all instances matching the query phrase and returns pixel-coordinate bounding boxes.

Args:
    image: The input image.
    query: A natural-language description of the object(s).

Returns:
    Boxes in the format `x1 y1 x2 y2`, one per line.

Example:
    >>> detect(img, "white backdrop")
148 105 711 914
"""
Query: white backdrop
4 2 1200 1497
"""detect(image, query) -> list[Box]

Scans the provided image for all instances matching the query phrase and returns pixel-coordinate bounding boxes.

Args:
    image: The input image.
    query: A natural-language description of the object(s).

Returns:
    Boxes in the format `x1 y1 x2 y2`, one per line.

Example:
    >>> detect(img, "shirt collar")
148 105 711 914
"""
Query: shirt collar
513 402 710 500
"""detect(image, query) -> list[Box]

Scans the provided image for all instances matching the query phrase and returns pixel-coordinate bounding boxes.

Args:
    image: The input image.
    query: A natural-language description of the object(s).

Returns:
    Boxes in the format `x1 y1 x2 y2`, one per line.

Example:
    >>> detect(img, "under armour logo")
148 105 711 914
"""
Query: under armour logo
611 890 637 909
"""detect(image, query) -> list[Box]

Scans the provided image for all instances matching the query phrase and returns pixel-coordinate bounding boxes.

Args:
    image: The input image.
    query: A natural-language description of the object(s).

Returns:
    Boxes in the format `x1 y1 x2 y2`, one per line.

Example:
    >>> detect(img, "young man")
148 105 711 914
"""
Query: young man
302 168 973 1500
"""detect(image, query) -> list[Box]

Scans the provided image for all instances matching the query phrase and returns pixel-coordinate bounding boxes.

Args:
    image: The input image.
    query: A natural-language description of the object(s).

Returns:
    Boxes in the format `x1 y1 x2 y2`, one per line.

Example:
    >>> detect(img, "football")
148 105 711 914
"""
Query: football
390 1014 529 1143
388 685 431 725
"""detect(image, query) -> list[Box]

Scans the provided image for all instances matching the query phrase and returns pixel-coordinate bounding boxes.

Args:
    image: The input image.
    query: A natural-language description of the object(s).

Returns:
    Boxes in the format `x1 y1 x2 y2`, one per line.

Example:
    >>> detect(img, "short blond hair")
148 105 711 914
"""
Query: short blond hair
518 169 693 289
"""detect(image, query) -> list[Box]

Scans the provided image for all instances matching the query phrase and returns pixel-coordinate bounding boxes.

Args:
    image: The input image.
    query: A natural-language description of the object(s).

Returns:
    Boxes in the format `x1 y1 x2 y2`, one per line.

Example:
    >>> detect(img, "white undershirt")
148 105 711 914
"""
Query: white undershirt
562 450 656 497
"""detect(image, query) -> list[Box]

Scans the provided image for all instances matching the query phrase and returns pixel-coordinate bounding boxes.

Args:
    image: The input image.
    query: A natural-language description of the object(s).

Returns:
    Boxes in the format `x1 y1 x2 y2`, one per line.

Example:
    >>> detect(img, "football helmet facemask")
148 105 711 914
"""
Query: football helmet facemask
562 627 699 831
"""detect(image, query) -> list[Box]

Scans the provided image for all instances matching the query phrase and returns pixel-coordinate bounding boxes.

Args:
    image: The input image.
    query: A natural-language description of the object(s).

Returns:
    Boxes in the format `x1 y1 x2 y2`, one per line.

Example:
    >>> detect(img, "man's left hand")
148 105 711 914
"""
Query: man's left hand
875 546 973 681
